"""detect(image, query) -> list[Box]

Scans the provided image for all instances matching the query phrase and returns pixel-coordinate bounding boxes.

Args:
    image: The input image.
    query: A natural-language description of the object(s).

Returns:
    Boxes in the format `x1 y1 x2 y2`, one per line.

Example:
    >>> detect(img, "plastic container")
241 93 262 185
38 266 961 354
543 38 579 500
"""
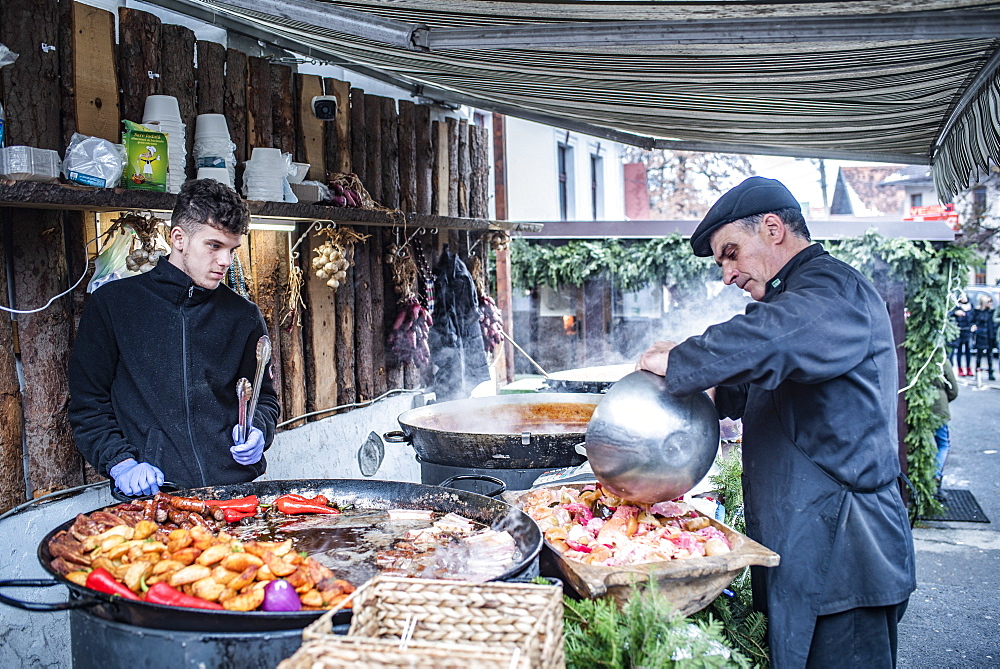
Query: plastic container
196 166 233 187
195 114 230 139
250 147 282 161
0 145 61 182
63 134 124 188
289 162 310 184
142 95 181 122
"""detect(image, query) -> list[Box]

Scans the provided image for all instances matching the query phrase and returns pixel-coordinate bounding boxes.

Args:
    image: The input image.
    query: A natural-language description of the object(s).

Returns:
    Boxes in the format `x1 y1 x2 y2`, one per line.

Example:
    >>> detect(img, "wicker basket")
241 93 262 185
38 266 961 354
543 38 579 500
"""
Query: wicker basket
283 576 564 669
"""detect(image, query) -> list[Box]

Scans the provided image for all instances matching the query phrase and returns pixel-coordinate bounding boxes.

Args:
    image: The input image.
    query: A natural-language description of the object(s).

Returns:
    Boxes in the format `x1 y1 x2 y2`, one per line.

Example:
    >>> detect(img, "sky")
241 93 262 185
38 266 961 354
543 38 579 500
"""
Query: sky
750 155 877 216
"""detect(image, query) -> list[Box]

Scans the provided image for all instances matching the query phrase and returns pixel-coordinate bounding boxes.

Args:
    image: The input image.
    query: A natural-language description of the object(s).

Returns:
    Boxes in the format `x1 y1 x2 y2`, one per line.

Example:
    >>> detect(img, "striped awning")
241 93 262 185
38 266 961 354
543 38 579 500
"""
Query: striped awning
149 0 1000 201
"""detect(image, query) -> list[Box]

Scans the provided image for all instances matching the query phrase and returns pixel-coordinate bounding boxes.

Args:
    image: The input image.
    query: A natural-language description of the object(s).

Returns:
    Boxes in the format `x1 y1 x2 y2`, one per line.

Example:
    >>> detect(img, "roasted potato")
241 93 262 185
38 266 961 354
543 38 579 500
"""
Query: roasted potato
195 543 231 566
123 561 151 592
190 576 226 602
262 550 297 577
132 520 158 541
166 535 193 554
65 571 89 586
189 525 214 551
227 565 259 592
169 564 212 587
210 566 239 586
220 552 263 572
170 547 202 566
299 589 323 607
222 588 264 612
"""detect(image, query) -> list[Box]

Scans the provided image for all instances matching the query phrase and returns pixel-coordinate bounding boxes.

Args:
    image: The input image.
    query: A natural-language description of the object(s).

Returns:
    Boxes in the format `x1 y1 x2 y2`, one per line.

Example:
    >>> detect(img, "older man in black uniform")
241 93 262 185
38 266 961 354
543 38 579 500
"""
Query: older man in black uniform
638 177 915 668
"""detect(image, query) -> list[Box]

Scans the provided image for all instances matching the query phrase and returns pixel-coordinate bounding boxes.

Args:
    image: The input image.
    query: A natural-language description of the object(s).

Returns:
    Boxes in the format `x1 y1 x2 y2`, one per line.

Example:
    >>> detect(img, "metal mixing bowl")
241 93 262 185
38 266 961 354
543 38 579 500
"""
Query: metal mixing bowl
585 370 720 503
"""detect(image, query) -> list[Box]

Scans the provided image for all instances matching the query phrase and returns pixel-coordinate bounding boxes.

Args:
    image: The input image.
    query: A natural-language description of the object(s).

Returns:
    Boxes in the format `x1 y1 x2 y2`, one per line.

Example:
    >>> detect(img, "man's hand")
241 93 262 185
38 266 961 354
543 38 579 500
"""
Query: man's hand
231 425 265 466
637 340 679 377
110 458 164 496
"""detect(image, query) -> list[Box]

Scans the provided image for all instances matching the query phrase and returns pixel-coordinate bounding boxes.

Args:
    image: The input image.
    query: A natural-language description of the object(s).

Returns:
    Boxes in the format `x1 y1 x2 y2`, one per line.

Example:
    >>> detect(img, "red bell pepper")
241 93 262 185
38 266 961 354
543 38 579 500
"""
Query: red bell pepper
85 567 140 601
144 582 224 610
274 494 340 515
204 495 259 513
222 507 257 523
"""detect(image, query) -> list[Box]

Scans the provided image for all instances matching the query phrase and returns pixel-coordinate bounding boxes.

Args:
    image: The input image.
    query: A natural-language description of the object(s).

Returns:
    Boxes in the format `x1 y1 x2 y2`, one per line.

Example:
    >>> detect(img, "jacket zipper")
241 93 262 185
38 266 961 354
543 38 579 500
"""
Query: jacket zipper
181 285 207 486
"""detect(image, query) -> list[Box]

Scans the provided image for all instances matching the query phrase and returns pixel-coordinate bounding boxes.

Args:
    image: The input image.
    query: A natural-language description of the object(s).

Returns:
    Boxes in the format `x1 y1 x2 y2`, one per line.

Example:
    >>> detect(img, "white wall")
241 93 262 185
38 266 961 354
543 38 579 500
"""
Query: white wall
505 117 625 223
899 183 940 217
265 393 422 483
954 175 1000 285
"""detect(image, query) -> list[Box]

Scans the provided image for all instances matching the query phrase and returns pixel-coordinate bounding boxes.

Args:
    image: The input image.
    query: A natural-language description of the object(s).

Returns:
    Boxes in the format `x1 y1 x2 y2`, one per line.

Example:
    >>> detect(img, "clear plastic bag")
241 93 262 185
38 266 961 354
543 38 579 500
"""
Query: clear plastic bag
63 133 126 188
0 44 19 148
89 230 138 293
0 44 17 69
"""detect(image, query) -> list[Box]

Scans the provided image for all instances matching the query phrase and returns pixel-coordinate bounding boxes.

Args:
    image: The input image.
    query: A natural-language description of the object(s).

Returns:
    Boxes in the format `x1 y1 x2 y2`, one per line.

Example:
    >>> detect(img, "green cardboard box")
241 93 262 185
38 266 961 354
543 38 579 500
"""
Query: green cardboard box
122 120 168 192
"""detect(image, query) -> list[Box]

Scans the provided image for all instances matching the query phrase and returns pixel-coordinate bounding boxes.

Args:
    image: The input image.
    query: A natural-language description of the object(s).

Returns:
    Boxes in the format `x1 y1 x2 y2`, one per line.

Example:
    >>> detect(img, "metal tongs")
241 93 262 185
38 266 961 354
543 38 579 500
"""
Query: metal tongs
236 335 272 443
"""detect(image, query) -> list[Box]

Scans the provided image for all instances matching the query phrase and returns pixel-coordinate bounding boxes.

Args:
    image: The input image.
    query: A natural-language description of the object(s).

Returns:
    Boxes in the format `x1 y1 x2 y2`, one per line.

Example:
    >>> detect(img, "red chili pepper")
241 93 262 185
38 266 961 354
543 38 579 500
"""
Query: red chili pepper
144 582 224 610
274 495 340 515
85 567 140 601
222 507 257 523
204 495 260 513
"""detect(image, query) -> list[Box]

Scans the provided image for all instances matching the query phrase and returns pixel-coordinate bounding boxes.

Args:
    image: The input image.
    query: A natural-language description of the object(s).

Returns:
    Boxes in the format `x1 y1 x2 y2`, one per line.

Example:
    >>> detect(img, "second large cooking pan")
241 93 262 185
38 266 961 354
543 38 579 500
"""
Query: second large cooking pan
1 479 542 633
385 393 602 469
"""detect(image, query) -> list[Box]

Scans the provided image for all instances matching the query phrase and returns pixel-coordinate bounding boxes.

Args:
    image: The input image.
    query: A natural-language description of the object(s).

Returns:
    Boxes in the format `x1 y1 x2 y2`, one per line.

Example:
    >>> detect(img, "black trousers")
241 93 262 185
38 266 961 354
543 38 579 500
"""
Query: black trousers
975 348 994 374
805 599 909 668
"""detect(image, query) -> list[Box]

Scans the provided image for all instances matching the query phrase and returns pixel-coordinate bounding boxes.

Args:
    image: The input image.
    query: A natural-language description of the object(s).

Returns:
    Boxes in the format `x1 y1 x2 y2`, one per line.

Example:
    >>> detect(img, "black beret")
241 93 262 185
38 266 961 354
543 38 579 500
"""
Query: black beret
690 176 801 257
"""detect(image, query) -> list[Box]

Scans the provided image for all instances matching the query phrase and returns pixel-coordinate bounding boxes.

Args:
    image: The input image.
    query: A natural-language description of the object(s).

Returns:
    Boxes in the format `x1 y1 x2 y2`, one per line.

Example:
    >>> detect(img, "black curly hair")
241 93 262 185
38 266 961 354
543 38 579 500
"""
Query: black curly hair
171 179 250 236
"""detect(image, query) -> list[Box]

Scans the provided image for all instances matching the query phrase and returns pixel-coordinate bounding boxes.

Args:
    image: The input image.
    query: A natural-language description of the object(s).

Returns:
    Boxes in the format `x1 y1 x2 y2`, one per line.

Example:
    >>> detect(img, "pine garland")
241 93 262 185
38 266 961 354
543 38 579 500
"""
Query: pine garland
564 580 752 669
828 233 975 519
510 233 973 518
510 235 716 294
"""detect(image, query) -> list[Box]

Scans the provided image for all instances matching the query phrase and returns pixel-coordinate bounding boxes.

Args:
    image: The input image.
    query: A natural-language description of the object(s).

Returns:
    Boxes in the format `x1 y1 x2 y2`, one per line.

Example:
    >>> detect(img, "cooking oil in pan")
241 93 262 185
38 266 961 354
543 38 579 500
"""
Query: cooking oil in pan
231 510 519 584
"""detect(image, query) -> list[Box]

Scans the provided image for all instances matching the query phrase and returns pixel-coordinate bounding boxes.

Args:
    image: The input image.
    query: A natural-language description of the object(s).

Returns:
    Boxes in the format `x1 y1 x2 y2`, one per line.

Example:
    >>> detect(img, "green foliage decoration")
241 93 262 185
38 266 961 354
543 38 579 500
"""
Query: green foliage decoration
690 446 769 668
691 570 769 669
828 232 975 519
564 579 752 669
510 235 716 294
511 232 972 519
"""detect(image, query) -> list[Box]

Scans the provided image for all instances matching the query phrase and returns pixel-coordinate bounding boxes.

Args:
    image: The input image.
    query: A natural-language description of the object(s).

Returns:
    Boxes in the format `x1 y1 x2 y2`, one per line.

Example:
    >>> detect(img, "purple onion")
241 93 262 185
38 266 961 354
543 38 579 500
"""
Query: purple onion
262 579 301 612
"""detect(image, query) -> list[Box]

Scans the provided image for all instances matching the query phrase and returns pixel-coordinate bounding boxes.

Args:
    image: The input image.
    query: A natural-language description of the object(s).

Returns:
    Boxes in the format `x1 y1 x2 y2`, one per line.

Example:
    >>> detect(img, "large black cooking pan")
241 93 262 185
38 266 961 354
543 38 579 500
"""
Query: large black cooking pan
384 393 600 469
542 364 635 395
0 479 542 633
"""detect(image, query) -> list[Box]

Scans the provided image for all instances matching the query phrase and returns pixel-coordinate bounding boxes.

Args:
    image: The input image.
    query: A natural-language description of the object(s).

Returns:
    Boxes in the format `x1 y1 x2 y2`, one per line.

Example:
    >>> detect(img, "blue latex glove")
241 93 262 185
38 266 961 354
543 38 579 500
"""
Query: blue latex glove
231 425 266 465
109 458 164 496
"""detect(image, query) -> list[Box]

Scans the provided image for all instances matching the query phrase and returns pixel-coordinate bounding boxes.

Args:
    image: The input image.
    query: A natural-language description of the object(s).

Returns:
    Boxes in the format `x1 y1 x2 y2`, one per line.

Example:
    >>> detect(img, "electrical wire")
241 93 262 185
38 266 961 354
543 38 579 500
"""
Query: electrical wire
276 386 426 429
898 258 958 395
0 233 102 315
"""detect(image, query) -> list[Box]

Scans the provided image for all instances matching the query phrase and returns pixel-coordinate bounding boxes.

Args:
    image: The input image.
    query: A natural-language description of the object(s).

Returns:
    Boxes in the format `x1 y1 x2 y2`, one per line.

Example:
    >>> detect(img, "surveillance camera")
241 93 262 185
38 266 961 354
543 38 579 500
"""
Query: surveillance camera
312 95 338 121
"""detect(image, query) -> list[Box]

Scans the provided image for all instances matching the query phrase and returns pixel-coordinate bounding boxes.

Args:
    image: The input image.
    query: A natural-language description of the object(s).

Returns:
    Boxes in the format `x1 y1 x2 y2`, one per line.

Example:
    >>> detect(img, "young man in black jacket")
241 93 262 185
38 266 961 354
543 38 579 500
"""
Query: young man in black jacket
69 179 280 496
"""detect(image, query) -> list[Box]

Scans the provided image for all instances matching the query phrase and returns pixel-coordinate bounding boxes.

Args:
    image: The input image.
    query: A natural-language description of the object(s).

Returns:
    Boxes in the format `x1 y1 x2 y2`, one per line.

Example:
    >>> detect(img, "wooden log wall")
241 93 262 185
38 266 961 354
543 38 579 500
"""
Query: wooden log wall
0 1 493 510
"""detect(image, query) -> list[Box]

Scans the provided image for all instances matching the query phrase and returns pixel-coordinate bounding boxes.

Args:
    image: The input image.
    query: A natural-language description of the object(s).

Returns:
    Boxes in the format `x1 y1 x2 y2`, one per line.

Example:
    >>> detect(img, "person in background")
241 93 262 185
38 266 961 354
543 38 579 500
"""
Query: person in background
638 176 915 668
970 294 997 380
69 179 280 496
931 359 959 499
949 294 973 376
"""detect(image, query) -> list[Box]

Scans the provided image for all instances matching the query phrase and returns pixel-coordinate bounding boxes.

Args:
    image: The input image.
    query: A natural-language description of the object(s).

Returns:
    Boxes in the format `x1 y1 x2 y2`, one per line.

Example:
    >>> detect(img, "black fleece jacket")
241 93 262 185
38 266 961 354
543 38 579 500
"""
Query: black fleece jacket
68 258 280 488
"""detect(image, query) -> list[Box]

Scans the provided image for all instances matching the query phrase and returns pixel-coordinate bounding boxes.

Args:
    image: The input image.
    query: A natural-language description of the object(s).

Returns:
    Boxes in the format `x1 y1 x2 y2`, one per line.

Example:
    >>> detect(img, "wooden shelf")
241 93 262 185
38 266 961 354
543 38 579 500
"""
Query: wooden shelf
0 181 542 232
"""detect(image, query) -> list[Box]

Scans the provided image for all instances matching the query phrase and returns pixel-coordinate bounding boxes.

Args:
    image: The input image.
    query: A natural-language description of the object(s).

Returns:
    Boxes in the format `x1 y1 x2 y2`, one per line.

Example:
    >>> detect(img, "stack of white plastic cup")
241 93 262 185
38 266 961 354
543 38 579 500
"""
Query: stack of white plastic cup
193 114 236 188
142 95 186 194
242 148 287 201
196 166 232 188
